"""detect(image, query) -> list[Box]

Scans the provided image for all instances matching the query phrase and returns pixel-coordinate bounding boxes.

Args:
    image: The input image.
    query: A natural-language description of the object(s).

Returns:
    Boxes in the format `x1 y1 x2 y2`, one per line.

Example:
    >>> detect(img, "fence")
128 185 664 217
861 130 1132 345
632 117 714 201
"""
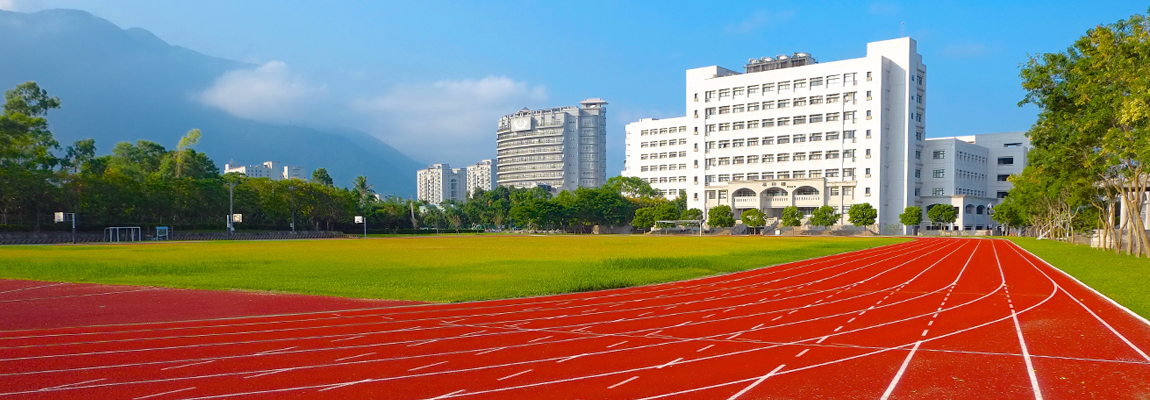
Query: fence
0 230 349 245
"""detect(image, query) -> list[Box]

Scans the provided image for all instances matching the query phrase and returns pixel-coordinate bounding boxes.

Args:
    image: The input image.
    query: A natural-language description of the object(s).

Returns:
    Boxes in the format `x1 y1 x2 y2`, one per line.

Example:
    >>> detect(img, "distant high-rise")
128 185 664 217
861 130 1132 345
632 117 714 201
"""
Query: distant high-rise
224 161 306 181
495 99 607 192
416 159 496 204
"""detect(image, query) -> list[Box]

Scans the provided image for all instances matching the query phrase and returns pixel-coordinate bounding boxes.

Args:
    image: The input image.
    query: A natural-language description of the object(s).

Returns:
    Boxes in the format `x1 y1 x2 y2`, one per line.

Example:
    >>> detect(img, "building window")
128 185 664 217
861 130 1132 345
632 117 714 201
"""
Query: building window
826 169 839 178
718 106 730 114
933 169 945 178
748 120 759 129
933 150 945 160
998 156 1014 165
998 174 1010 182
933 188 945 196
794 97 807 107
777 99 790 108
793 134 805 143
763 136 774 145
915 169 921 178
997 191 1009 199
733 104 745 113
748 103 760 112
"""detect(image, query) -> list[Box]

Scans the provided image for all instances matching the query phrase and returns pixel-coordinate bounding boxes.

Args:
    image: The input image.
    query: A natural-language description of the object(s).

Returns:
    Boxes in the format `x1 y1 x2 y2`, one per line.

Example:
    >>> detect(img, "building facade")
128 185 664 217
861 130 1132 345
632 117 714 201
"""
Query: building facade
416 160 497 205
625 38 927 231
919 131 1029 230
223 161 306 181
496 99 608 192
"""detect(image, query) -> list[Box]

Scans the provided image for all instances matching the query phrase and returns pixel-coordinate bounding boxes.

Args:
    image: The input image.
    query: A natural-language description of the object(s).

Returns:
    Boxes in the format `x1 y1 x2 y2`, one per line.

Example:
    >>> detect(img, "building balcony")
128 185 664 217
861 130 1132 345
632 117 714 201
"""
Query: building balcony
733 196 759 209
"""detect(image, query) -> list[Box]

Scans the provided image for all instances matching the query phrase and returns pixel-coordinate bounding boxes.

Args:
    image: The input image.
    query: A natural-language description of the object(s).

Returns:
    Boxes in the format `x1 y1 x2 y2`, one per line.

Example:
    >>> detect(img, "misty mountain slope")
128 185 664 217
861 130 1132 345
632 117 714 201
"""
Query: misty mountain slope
0 9 422 195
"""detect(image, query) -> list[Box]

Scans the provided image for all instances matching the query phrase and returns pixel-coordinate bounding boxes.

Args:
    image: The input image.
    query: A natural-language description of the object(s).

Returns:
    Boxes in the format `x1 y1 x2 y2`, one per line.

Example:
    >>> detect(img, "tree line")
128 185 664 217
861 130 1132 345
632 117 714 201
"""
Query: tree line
990 10 1150 257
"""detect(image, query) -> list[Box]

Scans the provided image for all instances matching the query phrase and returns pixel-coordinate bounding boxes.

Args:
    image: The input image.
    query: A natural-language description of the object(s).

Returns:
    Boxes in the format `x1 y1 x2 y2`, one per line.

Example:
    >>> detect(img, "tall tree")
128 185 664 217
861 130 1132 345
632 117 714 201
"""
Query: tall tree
809 205 840 230
311 168 334 186
708 205 735 228
780 206 803 228
848 203 877 229
174 129 201 178
928 205 958 228
899 206 923 234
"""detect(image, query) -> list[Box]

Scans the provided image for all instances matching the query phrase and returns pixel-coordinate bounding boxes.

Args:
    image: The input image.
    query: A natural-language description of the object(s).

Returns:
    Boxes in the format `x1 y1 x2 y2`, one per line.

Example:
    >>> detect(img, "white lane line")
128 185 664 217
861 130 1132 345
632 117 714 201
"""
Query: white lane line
557 354 585 363
816 336 828 344
254 346 296 355
847 317 856 323
0 282 66 295
697 344 714 352
528 335 553 343
727 332 742 340
244 368 292 379
880 341 922 400
40 378 105 390
647 330 663 337
771 316 783 321
497 369 532 381
459 330 488 337
317 379 370 392
408 339 438 347
638 312 654 317
609 376 639 389
751 324 764 330
408 361 448 371
834 326 843 332
727 364 785 400
134 387 196 399
429 389 465 399
607 341 628 348
928 320 934 326
921 330 929 337
161 360 215 370
795 349 809 357
330 335 364 342
703 314 715 319
474 347 504 356
1012 310 1044 400
657 358 683 369
334 352 375 362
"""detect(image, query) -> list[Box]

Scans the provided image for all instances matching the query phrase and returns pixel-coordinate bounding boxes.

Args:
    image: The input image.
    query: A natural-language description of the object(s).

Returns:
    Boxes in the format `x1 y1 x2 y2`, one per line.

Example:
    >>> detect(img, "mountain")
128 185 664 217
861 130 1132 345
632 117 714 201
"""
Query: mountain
0 9 422 195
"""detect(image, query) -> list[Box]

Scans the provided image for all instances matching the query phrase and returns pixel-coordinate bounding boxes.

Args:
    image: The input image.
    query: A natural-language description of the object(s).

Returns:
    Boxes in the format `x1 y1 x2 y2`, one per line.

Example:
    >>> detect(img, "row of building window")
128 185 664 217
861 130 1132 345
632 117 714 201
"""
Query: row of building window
701 74 860 102
640 163 689 172
497 145 563 156
956 150 986 164
497 128 563 141
706 93 857 115
708 186 857 199
645 176 688 184
499 171 563 180
706 150 856 165
639 127 688 136
707 112 856 131
707 131 857 148
498 163 563 173
499 136 564 148
706 168 857 182
955 188 988 197
639 151 688 160
640 139 687 148
498 154 563 164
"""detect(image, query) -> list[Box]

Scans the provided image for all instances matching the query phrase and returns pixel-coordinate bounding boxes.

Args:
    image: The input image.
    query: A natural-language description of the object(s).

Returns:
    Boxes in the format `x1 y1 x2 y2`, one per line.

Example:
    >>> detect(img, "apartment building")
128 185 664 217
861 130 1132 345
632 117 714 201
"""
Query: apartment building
223 161 306 181
496 99 608 192
625 38 927 231
919 131 1029 230
416 160 497 204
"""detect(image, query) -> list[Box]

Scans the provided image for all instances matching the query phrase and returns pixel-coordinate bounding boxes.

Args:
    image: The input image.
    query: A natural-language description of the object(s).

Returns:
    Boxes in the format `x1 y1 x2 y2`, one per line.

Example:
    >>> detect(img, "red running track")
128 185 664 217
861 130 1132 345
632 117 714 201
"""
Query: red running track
1 238 1148 399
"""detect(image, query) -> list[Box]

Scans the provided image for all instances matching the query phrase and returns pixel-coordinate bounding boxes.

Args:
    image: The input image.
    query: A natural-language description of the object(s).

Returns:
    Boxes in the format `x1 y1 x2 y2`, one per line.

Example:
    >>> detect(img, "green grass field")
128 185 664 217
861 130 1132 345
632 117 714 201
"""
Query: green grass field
0 236 904 302
1009 237 1150 319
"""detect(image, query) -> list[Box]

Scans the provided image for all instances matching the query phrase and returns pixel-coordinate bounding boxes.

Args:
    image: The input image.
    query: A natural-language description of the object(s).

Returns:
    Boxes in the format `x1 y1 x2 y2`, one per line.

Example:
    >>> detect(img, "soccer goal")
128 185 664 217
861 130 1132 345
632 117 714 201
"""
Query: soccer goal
105 227 142 242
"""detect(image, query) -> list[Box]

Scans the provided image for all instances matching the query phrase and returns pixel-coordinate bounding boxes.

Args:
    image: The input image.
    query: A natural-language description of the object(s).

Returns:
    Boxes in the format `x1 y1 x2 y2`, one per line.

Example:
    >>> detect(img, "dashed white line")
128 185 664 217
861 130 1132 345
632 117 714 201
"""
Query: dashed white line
657 357 683 369
134 387 196 399
497 369 532 381
795 349 809 357
697 344 714 352
161 360 215 370
334 352 375 362
727 364 785 400
609 376 639 389
528 336 553 343
607 341 628 348
408 361 448 371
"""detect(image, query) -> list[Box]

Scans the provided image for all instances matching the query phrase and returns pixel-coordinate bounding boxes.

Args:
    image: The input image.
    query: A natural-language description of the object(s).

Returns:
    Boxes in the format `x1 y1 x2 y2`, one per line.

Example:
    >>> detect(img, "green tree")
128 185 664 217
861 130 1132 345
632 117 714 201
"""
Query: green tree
0 82 62 228
899 206 923 234
311 168 334 186
174 129 200 178
740 208 765 232
928 204 958 228
848 203 877 228
681 208 703 220
603 176 661 198
780 206 803 228
708 205 735 228
352 175 375 210
1019 9 1150 254
809 205 840 229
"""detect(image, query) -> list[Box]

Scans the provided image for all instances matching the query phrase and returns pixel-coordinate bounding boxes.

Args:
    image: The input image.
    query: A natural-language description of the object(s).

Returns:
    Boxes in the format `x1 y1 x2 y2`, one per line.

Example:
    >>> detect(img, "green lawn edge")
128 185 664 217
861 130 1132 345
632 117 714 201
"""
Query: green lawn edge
0 236 907 303
1008 237 1150 319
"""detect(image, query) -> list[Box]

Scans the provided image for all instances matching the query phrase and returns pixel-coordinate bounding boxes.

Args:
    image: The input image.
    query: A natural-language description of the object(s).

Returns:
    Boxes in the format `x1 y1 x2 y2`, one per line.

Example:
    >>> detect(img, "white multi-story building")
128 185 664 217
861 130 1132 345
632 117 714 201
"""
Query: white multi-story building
416 160 497 204
919 131 1029 230
223 161 306 181
466 159 496 196
416 164 466 205
624 38 1031 232
625 38 926 231
496 99 608 192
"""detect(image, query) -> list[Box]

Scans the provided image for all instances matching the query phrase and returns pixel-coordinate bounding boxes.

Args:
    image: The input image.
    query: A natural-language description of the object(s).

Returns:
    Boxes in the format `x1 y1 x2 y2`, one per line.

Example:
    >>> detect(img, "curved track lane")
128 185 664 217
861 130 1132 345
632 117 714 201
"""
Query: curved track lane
1 238 1148 399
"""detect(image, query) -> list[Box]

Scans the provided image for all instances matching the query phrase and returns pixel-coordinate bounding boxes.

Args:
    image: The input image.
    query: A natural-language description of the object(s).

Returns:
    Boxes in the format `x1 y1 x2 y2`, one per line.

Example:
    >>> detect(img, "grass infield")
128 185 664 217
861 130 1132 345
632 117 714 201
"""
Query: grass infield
1008 237 1150 319
0 236 904 303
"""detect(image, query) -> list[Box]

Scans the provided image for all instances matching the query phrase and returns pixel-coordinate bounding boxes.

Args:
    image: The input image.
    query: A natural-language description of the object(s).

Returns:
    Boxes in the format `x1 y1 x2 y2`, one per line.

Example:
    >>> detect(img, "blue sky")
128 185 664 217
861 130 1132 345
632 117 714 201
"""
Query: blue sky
3 0 1146 176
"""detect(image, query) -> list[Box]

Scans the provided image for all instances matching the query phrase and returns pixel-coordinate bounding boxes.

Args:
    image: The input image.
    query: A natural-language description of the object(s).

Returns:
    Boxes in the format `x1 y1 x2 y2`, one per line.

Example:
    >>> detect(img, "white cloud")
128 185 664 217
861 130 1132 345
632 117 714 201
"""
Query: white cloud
725 9 796 34
352 76 547 165
0 0 18 11
197 61 328 123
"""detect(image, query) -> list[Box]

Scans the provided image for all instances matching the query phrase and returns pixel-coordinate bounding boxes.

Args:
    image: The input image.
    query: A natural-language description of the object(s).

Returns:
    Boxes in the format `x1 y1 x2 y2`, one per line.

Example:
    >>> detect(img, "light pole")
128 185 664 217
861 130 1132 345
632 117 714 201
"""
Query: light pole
356 215 366 238
227 181 234 238
289 185 297 233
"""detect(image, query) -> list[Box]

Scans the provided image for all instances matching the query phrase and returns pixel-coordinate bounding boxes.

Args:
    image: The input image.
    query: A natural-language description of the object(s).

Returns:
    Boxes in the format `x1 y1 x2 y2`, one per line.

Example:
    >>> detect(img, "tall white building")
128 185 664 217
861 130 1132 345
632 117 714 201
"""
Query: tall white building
224 161 306 181
625 38 926 231
416 160 497 204
624 38 1029 232
496 99 608 192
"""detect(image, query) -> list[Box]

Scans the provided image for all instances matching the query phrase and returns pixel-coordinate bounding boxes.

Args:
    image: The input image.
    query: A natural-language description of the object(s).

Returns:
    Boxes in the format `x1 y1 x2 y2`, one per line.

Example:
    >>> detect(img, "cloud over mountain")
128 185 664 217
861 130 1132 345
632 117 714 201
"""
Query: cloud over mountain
197 61 328 123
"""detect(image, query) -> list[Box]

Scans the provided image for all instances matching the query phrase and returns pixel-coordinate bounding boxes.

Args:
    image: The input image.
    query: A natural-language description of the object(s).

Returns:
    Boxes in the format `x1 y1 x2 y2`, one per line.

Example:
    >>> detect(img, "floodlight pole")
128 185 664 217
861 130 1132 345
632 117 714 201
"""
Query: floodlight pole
69 213 75 244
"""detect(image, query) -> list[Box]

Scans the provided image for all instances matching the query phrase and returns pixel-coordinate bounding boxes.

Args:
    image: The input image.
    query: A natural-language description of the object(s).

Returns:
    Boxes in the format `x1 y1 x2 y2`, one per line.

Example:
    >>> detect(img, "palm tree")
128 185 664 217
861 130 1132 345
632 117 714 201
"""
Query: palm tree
353 175 375 209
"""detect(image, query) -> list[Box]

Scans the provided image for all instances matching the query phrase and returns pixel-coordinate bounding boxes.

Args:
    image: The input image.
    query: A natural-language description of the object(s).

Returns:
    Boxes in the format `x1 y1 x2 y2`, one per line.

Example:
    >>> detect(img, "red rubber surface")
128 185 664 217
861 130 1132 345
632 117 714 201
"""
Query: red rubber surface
1 238 1149 399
